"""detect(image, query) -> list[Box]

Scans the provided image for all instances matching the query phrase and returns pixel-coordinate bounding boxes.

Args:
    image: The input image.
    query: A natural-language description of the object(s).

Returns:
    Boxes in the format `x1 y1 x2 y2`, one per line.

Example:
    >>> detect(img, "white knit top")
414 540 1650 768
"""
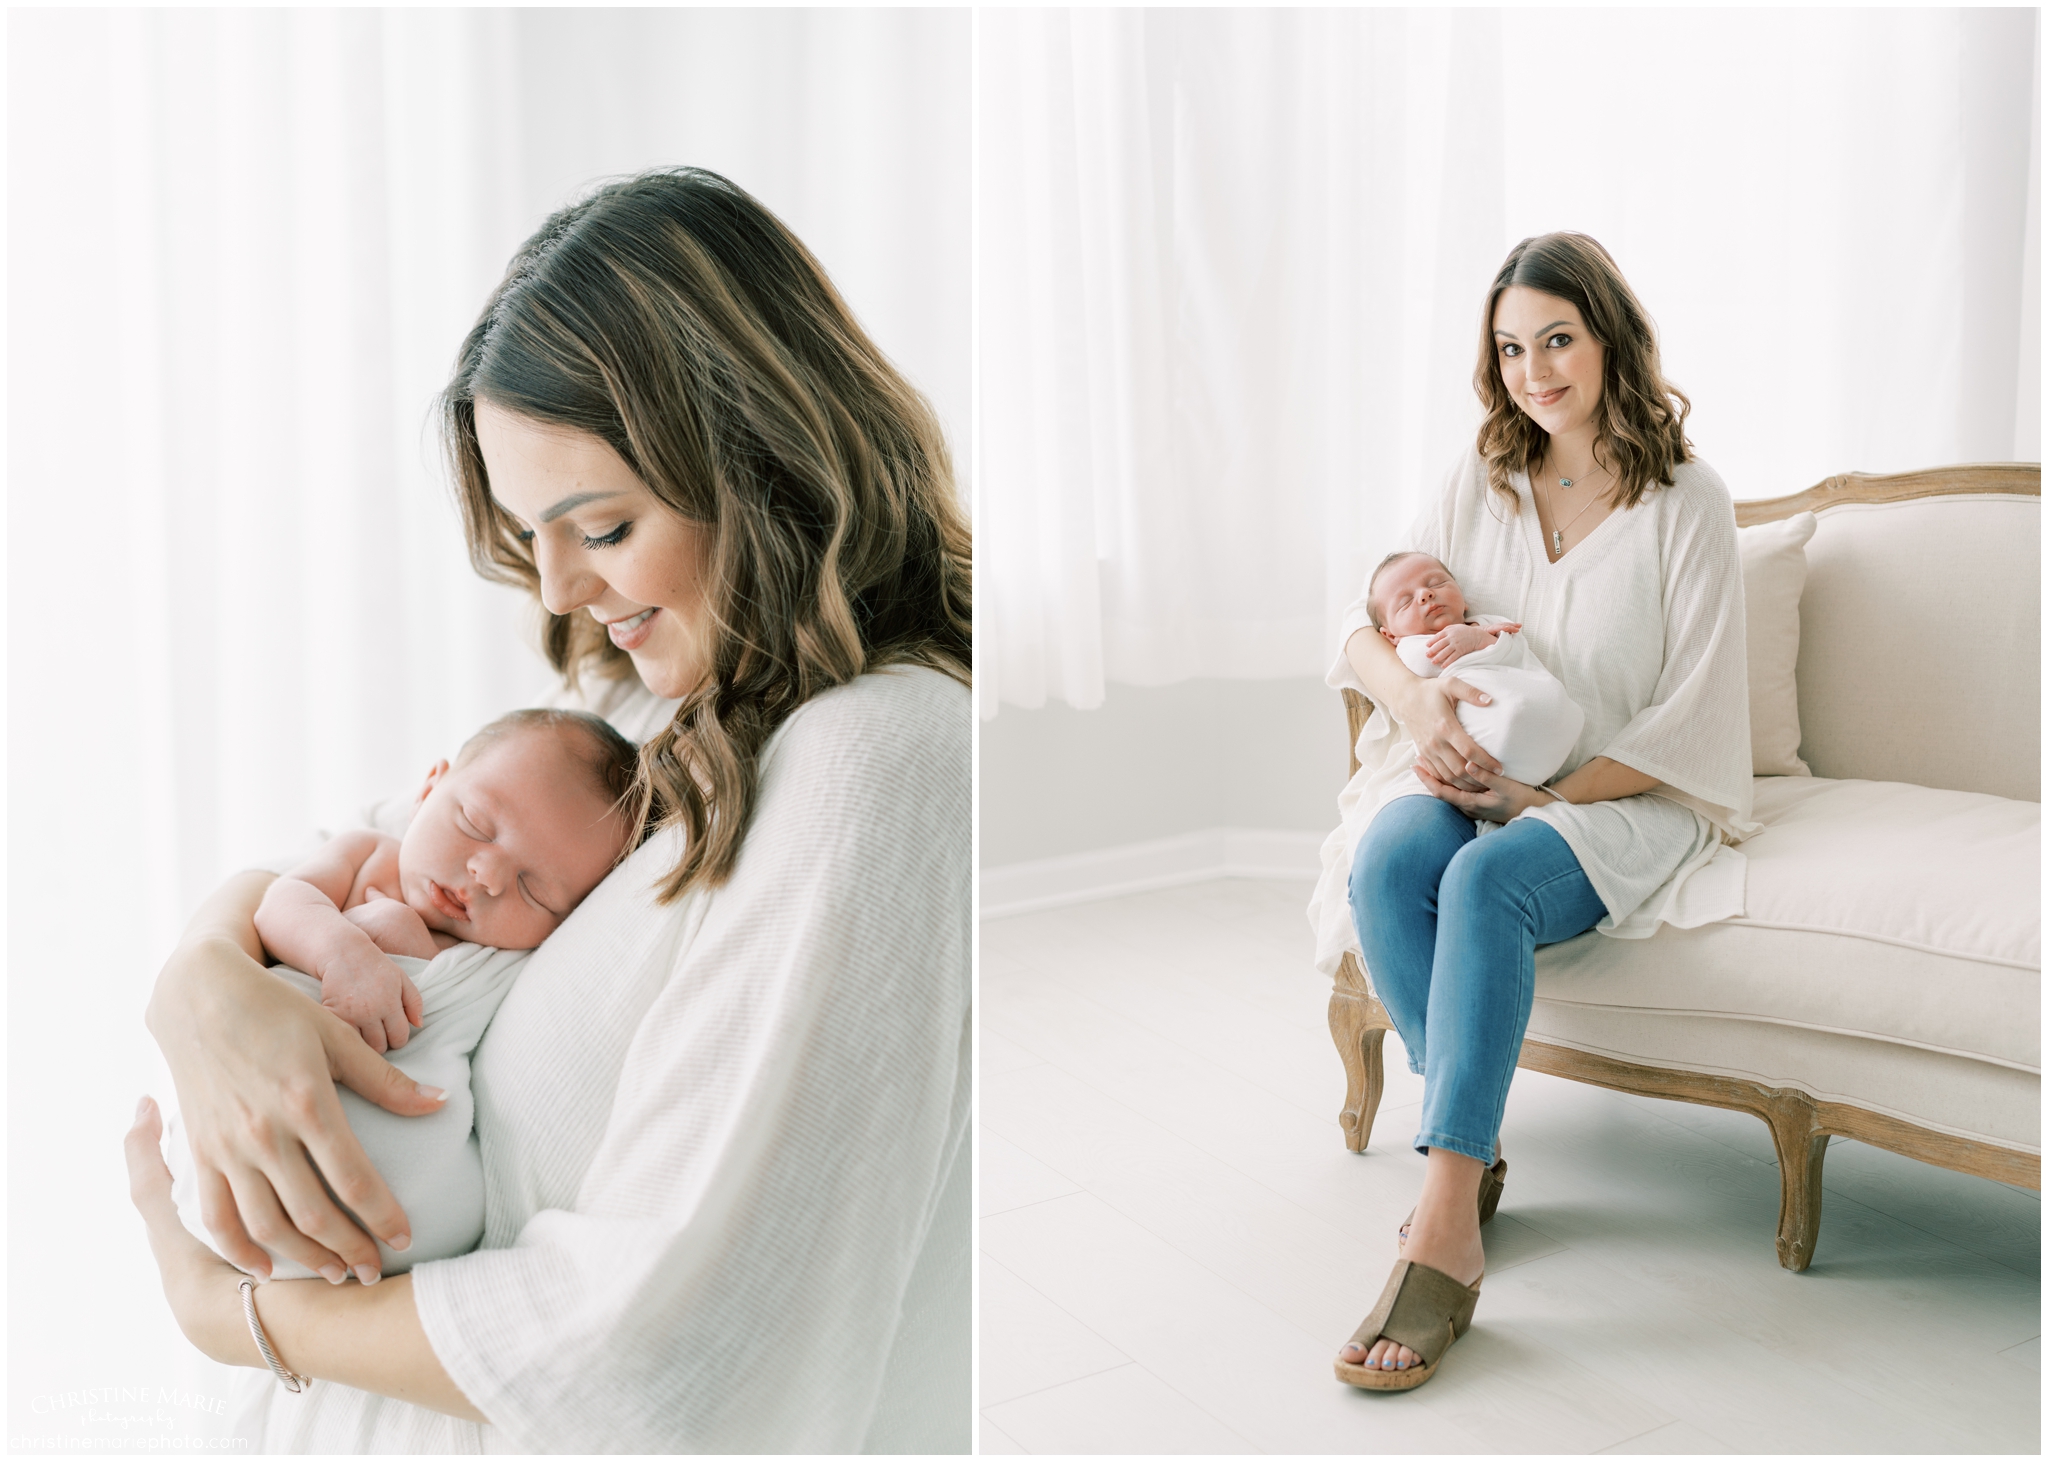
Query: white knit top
232 666 970 1453
1309 448 1754 976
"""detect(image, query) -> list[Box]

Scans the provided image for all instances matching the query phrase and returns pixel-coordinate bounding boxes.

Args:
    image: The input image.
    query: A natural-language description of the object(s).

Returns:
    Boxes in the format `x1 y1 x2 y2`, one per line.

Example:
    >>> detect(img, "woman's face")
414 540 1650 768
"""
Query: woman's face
1492 286 1605 442
477 399 714 700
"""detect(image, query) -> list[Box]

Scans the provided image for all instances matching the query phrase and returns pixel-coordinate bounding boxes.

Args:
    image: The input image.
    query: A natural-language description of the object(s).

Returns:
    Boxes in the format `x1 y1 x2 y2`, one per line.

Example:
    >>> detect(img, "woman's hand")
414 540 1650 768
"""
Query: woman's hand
1394 676 1503 791
1415 758 1558 822
125 1096 263 1368
148 872 447 1285
126 1094 487 1420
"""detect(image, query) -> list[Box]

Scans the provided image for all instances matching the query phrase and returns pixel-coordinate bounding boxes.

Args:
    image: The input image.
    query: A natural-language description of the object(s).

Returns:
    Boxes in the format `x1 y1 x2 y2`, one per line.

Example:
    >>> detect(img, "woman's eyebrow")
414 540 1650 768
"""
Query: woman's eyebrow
539 490 627 523
1493 320 1572 339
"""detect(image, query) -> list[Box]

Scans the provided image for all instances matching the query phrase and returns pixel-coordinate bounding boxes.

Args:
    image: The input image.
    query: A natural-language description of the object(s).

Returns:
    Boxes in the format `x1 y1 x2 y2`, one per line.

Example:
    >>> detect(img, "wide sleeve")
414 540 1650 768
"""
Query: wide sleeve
410 672 971 1453
1597 465 1759 838
1326 453 1466 694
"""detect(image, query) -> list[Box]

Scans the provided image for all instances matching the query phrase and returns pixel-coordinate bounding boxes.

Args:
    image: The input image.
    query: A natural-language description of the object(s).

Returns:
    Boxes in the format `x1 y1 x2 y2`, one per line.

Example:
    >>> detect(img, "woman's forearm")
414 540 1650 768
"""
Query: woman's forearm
222 1274 486 1421
1342 627 1417 719
1547 755 1660 806
146 870 276 1040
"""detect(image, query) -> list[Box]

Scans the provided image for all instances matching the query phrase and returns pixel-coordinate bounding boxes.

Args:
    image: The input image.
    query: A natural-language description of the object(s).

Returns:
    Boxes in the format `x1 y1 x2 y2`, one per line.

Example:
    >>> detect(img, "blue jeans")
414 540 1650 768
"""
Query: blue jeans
1348 796 1607 1163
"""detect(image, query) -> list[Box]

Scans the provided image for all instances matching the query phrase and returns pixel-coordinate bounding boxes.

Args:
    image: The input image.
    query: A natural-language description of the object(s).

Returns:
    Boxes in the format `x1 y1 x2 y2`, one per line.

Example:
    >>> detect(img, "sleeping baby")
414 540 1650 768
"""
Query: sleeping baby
166 707 641 1279
1368 551 1585 790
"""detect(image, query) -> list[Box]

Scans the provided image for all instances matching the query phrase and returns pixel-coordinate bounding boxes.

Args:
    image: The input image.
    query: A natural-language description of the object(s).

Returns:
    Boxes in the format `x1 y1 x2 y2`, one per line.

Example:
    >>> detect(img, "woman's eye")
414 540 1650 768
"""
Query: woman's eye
581 522 633 550
1547 333 1572 349
1500 343 1522 358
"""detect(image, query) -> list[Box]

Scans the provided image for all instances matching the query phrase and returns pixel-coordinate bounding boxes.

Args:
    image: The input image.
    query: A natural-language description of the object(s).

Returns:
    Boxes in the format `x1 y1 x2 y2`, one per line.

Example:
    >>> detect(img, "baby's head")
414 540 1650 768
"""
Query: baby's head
397 709 642 950
1368 552 1470 642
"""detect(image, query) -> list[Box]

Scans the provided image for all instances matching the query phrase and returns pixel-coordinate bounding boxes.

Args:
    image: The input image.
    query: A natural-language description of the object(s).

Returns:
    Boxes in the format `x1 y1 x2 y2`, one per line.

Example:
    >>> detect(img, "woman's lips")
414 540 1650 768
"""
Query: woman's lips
1527 386 1567 407
426 880 468 922
606 607 658 650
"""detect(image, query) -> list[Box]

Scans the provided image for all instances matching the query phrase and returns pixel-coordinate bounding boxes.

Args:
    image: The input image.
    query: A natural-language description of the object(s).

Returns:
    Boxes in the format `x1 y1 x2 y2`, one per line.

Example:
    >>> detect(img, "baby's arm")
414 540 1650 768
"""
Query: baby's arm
1426 620 1523 667
253 831 425 1054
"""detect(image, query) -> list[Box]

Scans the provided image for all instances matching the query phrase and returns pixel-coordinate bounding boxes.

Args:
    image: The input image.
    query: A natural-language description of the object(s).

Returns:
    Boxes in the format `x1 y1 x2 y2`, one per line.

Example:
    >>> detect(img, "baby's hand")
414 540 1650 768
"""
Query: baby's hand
321 949 425 1054
1426 622 1502 666
1484 621 1522 640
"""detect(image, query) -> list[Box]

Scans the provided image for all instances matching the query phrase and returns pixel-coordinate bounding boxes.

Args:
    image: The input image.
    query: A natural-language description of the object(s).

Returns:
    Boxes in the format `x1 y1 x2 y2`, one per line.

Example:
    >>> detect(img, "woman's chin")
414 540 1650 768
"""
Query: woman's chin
628 649 704 702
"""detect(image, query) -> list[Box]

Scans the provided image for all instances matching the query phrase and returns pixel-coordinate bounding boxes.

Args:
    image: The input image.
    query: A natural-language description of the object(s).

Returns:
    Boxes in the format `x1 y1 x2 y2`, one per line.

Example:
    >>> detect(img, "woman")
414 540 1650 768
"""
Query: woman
1310 233 1753 1389
123 168 972 1451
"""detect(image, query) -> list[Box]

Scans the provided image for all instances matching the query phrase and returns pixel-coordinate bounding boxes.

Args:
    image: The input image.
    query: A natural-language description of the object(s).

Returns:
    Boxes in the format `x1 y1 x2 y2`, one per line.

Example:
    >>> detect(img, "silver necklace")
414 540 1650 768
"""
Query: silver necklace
1539 471 1601 556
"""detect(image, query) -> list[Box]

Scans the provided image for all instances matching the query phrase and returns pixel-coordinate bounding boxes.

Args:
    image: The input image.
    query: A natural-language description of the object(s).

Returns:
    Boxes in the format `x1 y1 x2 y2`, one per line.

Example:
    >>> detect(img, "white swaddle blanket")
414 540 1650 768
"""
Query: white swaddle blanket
1394 614 1585 787
166 942 529 1277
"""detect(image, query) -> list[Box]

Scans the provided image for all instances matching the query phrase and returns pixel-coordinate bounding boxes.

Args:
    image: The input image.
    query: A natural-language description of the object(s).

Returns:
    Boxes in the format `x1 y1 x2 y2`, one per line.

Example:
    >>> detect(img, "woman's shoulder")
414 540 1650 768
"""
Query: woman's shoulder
780 665 968 742
1658 456 1733 513
761 667 969 798
734 668 968 887
1422 445 1519 545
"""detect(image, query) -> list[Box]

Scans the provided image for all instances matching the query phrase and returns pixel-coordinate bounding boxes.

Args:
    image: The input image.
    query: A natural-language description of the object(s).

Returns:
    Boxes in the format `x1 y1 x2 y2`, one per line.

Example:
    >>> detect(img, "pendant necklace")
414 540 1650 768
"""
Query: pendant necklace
1540 470 1601 557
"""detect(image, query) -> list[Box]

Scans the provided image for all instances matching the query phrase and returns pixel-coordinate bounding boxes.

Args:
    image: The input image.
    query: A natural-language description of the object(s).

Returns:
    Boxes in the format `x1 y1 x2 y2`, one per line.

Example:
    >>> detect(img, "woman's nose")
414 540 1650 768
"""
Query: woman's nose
531 536 605 618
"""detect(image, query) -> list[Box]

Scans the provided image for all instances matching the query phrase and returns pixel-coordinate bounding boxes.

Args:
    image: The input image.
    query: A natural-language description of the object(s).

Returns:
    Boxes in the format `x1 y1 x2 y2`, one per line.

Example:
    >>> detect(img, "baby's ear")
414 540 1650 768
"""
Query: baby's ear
414 759 451 807
1378 625 1398 644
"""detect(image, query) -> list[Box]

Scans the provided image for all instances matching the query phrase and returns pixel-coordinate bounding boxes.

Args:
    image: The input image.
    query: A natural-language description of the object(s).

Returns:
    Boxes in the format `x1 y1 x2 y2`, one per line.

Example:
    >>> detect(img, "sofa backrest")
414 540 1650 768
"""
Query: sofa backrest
1791 488 2039 801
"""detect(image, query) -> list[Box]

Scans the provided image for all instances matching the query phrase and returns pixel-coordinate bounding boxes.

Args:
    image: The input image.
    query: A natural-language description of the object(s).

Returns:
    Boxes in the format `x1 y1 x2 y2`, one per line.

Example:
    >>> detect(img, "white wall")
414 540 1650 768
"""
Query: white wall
979 677 1350 870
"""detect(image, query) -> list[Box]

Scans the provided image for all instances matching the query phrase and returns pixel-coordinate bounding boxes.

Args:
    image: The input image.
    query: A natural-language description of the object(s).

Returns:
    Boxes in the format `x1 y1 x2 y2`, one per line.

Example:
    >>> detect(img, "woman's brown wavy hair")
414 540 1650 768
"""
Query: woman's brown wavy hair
443 167 970 903
1474 232 1692 513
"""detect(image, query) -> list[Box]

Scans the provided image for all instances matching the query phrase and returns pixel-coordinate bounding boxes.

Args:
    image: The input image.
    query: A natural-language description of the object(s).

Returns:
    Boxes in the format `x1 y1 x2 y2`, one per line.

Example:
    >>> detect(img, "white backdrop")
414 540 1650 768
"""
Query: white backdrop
978 7 2041 712
6 8 966 1448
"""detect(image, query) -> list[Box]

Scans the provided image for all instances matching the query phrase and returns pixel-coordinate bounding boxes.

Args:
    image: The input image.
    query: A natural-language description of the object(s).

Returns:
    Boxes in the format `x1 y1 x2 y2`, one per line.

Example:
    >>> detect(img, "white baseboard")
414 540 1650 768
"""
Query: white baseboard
981 826 1325 920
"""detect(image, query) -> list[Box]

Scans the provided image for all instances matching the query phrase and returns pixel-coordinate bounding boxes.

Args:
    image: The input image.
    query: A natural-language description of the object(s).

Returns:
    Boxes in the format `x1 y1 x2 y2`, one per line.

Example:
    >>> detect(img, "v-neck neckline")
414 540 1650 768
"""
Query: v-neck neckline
1519 469 1626 572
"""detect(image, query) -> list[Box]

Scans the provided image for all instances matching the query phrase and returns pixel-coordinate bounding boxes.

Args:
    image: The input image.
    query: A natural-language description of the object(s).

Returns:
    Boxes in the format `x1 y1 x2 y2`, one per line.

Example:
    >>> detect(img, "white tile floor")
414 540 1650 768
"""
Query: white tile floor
979 879 2042 1455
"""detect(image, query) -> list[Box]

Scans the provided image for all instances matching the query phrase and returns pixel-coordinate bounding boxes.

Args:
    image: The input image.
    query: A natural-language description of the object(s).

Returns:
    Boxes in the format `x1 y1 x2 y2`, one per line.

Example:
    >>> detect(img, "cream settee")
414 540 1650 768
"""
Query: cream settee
1328 464 2041 1271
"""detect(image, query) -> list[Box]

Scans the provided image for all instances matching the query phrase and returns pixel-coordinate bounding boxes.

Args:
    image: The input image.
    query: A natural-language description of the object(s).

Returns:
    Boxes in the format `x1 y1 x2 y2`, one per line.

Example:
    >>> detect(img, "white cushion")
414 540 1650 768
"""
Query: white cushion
1796 495 2039 800
1737 512 1815 776
1530 777 2040 1131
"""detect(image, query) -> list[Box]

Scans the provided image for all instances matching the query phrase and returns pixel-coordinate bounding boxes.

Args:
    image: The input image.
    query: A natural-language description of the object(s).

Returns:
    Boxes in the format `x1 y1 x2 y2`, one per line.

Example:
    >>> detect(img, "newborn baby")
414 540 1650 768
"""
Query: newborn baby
168 707 640 1279
1368 551 1585 789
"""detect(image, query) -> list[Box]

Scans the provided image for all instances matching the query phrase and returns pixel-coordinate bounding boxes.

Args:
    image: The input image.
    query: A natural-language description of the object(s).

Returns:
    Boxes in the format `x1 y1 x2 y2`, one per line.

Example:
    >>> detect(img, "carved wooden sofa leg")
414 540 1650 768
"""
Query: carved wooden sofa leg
1330 952 1394 1153
1765 1087 1828 1273
1513 1041 1846 1273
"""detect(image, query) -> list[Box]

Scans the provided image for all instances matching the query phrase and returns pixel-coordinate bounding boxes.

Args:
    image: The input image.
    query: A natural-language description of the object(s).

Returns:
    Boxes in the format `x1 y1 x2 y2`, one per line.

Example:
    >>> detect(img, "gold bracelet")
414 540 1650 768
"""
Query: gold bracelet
238 1278 311 1393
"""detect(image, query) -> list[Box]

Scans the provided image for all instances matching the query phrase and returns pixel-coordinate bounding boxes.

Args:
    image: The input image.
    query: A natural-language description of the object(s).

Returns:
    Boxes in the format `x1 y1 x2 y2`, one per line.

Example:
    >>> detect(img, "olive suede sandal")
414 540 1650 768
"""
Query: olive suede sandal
1334 1259 1484 1391
1398 1154 1507 1249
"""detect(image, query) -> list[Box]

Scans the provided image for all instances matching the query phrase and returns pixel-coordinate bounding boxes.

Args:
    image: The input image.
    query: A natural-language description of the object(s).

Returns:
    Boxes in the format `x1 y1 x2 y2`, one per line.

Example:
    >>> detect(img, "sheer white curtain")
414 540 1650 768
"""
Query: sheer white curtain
977 7 2040 713
8 8 965 1446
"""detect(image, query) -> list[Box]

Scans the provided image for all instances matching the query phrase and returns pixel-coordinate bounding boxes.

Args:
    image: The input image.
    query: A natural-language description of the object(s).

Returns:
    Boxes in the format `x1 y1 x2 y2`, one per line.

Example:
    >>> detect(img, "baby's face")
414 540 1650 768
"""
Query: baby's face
397 729 628 950
1376 555 1470 640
